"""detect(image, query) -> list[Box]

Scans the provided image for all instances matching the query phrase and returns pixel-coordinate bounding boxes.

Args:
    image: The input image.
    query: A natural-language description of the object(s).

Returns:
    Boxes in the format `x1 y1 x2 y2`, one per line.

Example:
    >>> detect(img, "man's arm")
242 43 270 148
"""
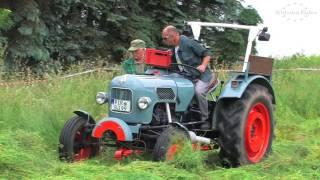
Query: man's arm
197 56 210 73
187 38 212 72
189 39 211 58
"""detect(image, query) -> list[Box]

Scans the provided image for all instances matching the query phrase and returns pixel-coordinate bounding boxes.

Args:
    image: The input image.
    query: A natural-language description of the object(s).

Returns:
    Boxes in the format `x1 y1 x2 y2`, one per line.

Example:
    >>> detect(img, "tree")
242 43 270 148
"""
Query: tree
0 0 262 74
181 0 263 66
0 0 108 74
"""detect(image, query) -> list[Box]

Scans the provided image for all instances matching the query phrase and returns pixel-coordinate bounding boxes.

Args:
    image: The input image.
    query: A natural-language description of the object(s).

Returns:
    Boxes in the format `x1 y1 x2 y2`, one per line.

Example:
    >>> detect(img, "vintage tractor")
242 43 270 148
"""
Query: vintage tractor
58 22 275 167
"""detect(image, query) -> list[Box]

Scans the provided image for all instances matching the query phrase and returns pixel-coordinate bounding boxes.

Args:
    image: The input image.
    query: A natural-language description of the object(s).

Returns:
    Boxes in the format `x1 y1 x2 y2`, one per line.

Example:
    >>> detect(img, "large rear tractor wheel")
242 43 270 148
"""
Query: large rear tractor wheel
152 127 190 161
217 84 274 166
59 116 100 162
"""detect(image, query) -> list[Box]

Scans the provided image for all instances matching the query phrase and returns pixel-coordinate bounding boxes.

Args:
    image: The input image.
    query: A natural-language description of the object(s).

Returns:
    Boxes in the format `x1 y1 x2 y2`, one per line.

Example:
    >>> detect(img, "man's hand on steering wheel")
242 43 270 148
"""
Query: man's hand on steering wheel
169 63 201 80
197 64 206 73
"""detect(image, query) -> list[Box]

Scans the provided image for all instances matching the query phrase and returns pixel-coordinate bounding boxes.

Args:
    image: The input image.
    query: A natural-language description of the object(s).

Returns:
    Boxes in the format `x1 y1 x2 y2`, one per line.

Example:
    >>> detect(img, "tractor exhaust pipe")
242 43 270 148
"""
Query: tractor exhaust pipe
188 131 211 144
168 121 213 145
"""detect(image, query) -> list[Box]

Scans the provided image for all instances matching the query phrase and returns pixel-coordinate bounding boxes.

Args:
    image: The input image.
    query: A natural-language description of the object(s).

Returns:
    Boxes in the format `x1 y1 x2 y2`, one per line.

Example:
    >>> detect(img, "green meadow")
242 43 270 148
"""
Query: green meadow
0 56 319 179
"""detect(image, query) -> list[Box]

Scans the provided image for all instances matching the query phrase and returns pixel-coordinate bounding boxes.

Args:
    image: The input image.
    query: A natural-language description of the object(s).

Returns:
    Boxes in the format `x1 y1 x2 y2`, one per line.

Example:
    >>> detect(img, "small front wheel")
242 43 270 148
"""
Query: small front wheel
59 116 100 162
152 127 190 161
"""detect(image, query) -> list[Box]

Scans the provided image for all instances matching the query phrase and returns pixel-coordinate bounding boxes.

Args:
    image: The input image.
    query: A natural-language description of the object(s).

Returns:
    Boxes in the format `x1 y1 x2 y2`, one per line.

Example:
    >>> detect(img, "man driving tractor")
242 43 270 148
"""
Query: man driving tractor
162 25 215 128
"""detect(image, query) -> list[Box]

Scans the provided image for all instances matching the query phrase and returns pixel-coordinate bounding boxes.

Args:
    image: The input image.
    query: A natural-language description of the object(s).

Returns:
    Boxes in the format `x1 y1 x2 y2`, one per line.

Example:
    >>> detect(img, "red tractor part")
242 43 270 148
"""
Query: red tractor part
73 126 95 161
192 143 213 151
165 143 214 161
92 120 126 141
245 102 271 163
166 144 178 161
114 148 143 160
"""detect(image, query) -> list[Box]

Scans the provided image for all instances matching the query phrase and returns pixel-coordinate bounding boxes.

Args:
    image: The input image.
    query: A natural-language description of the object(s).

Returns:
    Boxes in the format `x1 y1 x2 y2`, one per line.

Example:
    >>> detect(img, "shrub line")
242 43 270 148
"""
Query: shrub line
273 68 320 71
1 68 319 87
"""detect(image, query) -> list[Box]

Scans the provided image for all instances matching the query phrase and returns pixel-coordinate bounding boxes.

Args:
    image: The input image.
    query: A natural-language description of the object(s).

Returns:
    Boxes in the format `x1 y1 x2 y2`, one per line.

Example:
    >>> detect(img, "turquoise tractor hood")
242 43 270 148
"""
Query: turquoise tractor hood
108 74 195 124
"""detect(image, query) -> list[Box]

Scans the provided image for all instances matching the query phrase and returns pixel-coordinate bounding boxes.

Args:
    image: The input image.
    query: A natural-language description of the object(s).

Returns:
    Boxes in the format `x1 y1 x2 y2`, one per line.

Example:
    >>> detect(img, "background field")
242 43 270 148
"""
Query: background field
0 56 319 179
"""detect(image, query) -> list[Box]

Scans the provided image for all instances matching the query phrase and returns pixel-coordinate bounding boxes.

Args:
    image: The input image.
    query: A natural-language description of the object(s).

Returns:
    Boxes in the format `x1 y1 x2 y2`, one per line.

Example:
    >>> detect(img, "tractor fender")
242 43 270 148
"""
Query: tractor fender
73 110 96 124
91 117 133 141
211 75 275 130
218 75 275 104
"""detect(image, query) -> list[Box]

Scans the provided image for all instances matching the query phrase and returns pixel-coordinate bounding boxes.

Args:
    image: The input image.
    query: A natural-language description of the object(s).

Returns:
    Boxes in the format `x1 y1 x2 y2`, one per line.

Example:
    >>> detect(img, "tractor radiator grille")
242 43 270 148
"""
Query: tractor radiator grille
111 88 132 101
156 88 175 100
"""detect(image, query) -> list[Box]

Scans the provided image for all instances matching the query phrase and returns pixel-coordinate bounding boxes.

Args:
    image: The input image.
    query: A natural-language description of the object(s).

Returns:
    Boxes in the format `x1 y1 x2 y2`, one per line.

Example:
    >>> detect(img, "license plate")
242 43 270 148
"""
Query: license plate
111 99 131 112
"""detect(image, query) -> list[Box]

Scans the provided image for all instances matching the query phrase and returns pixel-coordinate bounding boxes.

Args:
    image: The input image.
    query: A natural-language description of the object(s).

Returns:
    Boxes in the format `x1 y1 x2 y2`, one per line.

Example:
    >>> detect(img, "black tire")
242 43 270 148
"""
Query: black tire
59 116 100 162
216 84 274 167
152 127 190 161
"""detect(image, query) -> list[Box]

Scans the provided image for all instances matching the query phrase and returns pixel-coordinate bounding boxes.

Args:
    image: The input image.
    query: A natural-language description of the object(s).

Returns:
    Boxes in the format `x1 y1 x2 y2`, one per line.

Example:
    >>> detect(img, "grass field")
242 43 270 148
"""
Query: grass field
0 56 319 179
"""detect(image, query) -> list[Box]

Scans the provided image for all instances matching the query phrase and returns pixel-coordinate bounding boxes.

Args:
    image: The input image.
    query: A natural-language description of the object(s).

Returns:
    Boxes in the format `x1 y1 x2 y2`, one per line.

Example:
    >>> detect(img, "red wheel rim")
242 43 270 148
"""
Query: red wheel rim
166 144 177 161
73 127 92 161
245 103 270 163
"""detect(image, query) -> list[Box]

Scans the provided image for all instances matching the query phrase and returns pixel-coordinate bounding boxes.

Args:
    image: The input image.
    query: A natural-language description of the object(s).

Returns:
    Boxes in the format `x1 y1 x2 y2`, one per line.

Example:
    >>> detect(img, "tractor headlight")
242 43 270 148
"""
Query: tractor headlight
96 92 108 105
137 97 151 109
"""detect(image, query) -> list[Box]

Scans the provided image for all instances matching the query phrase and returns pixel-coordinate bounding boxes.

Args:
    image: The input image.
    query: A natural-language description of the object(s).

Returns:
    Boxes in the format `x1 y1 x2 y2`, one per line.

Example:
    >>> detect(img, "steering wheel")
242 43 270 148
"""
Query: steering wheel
169 63 201 79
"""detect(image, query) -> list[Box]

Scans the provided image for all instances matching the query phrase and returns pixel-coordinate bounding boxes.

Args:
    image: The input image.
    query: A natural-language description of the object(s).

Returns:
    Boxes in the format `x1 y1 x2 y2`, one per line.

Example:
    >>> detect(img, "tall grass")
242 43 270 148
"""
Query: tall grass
0 56 320 179
274 55 320 69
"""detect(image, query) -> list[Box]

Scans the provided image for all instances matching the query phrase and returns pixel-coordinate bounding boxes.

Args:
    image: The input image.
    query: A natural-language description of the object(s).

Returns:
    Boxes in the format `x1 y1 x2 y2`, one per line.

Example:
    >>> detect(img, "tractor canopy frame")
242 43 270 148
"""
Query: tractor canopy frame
187 21 272 75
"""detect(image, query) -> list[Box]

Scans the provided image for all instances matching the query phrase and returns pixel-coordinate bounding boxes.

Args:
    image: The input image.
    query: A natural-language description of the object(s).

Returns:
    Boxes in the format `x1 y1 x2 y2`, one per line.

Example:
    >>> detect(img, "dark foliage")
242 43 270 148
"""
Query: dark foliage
0 0 262 74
